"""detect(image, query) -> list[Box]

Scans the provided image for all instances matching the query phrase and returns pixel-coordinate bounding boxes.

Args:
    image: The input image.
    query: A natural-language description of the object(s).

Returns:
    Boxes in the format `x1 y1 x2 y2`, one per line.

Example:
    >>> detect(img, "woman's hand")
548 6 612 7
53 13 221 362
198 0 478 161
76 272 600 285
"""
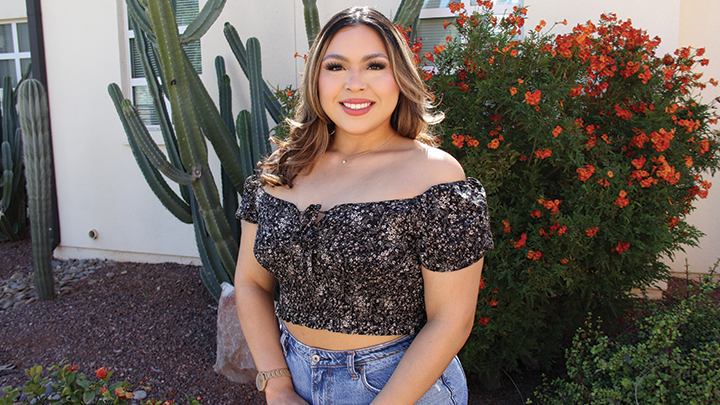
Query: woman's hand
265 383 310 405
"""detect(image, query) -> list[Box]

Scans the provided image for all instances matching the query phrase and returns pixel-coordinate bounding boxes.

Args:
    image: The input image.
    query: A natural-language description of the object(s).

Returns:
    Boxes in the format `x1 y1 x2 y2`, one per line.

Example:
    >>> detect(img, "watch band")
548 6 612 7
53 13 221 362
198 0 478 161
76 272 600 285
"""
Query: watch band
256 368 292 391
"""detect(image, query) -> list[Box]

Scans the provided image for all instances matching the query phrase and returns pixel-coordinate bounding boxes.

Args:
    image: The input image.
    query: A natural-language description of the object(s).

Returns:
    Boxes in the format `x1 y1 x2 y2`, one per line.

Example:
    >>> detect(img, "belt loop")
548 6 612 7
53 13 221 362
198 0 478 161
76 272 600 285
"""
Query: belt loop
279 325 289 357
347 351 359 380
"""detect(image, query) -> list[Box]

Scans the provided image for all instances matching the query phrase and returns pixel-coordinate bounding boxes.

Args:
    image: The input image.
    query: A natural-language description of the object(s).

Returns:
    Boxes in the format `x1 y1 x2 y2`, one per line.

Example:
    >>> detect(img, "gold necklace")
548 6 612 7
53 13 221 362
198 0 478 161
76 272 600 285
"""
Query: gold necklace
340 133 395 164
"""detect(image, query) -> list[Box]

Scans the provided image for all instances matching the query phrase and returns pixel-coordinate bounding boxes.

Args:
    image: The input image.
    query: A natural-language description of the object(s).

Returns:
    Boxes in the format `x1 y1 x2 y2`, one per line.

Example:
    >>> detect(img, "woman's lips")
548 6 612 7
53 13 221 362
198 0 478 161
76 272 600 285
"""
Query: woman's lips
340 99 375 116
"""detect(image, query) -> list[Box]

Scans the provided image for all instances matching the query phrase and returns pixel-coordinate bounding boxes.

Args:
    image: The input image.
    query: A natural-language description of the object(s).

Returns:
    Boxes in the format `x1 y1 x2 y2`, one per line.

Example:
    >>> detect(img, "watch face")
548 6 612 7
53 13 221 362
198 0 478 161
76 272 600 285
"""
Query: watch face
256 373 265 391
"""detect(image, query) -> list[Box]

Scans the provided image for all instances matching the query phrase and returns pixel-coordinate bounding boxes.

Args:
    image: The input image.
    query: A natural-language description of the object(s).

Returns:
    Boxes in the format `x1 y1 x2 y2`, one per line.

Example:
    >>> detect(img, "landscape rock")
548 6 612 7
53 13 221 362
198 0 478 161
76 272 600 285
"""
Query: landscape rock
213 282 257 384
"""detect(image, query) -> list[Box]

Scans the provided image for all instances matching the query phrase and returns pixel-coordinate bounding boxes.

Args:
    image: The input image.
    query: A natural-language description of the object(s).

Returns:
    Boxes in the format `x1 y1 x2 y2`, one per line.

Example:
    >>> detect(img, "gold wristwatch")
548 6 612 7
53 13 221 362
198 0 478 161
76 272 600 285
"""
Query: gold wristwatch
256 368 292 391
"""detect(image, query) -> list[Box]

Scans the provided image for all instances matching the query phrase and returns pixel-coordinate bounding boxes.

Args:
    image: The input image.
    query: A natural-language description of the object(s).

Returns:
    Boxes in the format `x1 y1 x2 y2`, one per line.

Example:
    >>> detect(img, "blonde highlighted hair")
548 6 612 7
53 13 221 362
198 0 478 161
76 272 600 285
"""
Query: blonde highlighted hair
260 6 442 187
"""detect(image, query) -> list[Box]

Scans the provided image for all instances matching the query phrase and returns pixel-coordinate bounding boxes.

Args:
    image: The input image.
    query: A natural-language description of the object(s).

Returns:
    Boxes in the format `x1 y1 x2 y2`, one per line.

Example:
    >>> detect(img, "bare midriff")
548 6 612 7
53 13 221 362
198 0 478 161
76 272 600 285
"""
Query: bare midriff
283 321 404 351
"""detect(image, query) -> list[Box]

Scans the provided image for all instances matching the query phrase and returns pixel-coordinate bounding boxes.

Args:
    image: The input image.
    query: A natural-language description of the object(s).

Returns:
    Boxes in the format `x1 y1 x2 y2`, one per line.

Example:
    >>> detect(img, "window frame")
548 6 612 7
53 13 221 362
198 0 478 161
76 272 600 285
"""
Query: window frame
0 20 31 92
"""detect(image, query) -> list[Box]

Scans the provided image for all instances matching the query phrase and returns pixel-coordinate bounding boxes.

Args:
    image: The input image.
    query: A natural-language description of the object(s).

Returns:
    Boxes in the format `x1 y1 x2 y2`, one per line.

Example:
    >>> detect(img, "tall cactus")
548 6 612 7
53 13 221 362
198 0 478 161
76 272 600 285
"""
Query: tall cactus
0 73 31 242
109 0 424 301
17 79 55 301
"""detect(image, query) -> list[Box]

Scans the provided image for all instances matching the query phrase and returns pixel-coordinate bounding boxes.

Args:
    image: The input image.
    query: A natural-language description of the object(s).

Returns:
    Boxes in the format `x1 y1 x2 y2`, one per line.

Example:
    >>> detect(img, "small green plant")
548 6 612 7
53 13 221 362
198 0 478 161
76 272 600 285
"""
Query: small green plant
0 361 204 405
425 2 720 382
532 264 720 404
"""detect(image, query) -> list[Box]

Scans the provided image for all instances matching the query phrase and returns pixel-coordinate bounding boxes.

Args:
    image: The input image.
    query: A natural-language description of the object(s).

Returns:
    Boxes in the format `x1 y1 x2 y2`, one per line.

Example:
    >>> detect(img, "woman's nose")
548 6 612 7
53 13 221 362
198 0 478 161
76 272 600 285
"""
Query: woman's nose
345 70 366 91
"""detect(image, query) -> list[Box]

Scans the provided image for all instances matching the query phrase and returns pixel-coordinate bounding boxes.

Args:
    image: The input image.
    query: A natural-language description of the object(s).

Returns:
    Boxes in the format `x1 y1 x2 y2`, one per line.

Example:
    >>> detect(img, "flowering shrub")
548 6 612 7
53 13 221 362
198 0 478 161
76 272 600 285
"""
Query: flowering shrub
0 362 203 405
425 2 720 381
533 266 720 404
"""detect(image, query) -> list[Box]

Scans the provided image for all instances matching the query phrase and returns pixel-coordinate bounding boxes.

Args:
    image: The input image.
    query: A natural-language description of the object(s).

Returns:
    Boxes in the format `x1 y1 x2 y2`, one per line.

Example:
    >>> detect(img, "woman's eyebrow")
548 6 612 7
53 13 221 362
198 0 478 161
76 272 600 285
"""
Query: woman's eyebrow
322 52 389 62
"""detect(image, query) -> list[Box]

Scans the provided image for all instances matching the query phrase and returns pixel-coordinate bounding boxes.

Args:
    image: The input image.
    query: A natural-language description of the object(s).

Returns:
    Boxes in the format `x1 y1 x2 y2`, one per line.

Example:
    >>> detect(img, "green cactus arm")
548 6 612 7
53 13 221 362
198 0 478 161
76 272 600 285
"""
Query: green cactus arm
191 195 230 302
215 58 240 243
235 110 256 180
394 0 424 28
2 77 15 147
147 0 237 276
1 141 13 206
133 21 185 175
121 100 196 185
183 50 247 192
180 0 226 44
246 37 271 163
222 23 283 123
126 0 155 42
108 83 193 223
17 79 55 300
302 0 320 48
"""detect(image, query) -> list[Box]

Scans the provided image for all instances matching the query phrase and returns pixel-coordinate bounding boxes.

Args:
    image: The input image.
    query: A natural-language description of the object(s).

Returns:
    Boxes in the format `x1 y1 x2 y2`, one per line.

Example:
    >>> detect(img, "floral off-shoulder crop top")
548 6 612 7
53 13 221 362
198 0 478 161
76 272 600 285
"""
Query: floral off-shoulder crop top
236 175 494 336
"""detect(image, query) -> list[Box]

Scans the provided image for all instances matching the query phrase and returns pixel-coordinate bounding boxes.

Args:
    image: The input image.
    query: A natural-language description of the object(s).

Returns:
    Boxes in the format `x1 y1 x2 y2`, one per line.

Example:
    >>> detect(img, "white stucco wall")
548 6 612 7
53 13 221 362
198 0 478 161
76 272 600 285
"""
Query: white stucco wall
3 0 26 20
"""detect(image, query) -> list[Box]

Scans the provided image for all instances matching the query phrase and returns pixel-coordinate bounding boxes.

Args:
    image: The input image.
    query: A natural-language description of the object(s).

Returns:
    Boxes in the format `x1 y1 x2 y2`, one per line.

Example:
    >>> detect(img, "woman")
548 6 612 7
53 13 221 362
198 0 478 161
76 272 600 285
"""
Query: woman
235 7 493 405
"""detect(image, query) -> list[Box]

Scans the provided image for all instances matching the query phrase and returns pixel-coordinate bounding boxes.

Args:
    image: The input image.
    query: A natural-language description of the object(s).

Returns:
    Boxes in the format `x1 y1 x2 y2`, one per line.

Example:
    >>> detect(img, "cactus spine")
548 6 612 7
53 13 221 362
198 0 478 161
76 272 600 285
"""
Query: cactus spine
17 79 55 301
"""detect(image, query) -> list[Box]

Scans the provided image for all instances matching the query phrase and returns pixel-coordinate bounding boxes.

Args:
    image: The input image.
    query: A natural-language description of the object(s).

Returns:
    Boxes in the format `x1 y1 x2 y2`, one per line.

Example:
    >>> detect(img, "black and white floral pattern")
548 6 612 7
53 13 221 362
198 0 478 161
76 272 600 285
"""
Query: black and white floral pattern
237 175 494 336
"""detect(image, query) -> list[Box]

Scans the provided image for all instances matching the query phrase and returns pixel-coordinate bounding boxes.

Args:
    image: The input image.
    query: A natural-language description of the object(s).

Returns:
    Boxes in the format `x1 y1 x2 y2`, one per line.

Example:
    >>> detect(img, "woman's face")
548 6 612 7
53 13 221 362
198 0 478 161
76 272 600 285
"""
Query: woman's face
318 25 400 138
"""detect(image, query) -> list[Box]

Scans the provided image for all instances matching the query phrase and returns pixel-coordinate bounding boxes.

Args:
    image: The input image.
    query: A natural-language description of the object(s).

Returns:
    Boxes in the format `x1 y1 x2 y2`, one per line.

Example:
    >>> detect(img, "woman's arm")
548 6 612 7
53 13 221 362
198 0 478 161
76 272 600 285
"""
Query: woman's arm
371 258 485 405
235 221 309 404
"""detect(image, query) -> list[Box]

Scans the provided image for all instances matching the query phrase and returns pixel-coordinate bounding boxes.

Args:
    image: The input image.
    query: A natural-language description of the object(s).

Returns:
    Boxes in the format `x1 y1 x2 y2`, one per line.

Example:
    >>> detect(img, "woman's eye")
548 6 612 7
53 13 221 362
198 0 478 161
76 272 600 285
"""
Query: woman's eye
368 62 388 70
324 63 344 71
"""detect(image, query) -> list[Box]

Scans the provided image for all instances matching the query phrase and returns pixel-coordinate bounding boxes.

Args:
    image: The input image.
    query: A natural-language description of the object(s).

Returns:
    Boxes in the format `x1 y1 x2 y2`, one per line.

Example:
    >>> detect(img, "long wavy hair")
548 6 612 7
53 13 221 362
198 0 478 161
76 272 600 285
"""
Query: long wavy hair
260 6 442 187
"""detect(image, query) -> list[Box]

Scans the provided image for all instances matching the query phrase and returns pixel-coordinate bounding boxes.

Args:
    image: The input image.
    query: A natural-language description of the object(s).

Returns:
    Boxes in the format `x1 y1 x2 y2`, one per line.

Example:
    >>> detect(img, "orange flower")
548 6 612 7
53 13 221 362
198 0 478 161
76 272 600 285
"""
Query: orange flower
530 210 541 218
560 258 569 264
451 133 465 148
699 138 710 155
487 138 500 149
458 82 469 91
586 227 598 237
537 199 561 213
489 298 499 307
710 78 718 87
478 315 490 325
577 165 595 182
613 241 630 254
100 386 107 393
527 250 543 260
614 190 630 208
614 104 632 120
586 135 597 150
631 156 647 169
514 233 527 248
650 128 674 152
668 217 679 228
535 20 546 32
443 20 452 29
95 367 108 380
502 220 511 233
552 126 562 137
424 52 434 62
525 90 542 105
535 149 552 159
433 44 446 55
684 155 694 167
510 87 518 95
466 136 480 147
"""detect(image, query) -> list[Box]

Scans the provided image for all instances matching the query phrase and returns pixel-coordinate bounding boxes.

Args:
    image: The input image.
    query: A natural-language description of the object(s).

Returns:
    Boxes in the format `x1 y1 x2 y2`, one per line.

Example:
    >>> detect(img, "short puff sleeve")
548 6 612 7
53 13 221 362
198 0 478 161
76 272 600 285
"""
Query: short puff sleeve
416 178 494 272
235 175 261 224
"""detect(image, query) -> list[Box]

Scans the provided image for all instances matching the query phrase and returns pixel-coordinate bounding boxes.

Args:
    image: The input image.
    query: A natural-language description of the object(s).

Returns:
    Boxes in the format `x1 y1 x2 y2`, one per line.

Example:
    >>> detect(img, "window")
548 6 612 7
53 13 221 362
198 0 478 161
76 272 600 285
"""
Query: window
0 21 31 92
127 0 202 126
417 0 523 59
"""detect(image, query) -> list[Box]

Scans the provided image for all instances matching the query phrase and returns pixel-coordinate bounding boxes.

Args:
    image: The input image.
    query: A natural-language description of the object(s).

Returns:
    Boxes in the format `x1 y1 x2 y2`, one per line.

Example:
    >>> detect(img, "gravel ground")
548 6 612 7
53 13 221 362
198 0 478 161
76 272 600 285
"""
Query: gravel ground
0 238 542 404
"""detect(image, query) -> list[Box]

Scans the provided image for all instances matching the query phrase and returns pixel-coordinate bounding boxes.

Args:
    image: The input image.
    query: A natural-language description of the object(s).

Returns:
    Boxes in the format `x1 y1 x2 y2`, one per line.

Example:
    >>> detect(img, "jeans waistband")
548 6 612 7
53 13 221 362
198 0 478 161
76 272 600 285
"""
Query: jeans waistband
280 322 415 366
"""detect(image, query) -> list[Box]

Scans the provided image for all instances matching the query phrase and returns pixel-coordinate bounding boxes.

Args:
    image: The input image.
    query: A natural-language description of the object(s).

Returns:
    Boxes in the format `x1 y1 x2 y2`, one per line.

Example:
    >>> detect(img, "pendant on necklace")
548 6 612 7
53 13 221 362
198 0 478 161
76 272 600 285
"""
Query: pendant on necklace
342 159 347 164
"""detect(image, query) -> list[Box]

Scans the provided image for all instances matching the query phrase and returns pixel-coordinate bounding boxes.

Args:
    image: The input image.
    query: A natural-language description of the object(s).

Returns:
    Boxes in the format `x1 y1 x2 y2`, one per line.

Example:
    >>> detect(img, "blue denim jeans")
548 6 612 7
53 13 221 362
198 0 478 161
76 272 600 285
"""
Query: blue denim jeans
280 323 468 404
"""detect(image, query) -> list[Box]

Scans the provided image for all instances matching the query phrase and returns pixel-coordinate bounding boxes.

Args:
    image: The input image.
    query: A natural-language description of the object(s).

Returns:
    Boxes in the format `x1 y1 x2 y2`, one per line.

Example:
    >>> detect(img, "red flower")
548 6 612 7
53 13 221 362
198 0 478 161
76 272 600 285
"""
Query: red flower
650 128 674 152
525 90 542 105
478 316 490 325
458 82 469 91
552 126 562 137
510 87 518 95
631 156 646 169
451 134 465 148
585 227 598 237
99 386 107 394
479 278 486 289
530 210 541 218
95 367 108 380
502 220 511 233
514 234 527 248
577 165 595 182
668 217 679 228
443 20 452 29
66 363 79 372
614 190 630 208
535 149 552 159
560 258 569 264
433 44 446 55
527 250 543 260
489 298 499 307
613 241 630 254
537 199 561 213
424 52 434 62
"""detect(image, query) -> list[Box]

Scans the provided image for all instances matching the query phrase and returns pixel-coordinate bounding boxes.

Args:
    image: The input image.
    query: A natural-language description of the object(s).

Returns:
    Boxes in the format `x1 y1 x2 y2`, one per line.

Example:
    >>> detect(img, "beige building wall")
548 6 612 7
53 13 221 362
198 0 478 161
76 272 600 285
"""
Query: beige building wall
3 0 26 20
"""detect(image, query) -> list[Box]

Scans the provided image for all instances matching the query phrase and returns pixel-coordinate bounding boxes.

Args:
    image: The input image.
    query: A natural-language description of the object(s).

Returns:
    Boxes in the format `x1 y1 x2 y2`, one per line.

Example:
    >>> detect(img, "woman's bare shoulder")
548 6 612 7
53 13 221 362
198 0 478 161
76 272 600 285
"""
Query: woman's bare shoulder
409 141 466 185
